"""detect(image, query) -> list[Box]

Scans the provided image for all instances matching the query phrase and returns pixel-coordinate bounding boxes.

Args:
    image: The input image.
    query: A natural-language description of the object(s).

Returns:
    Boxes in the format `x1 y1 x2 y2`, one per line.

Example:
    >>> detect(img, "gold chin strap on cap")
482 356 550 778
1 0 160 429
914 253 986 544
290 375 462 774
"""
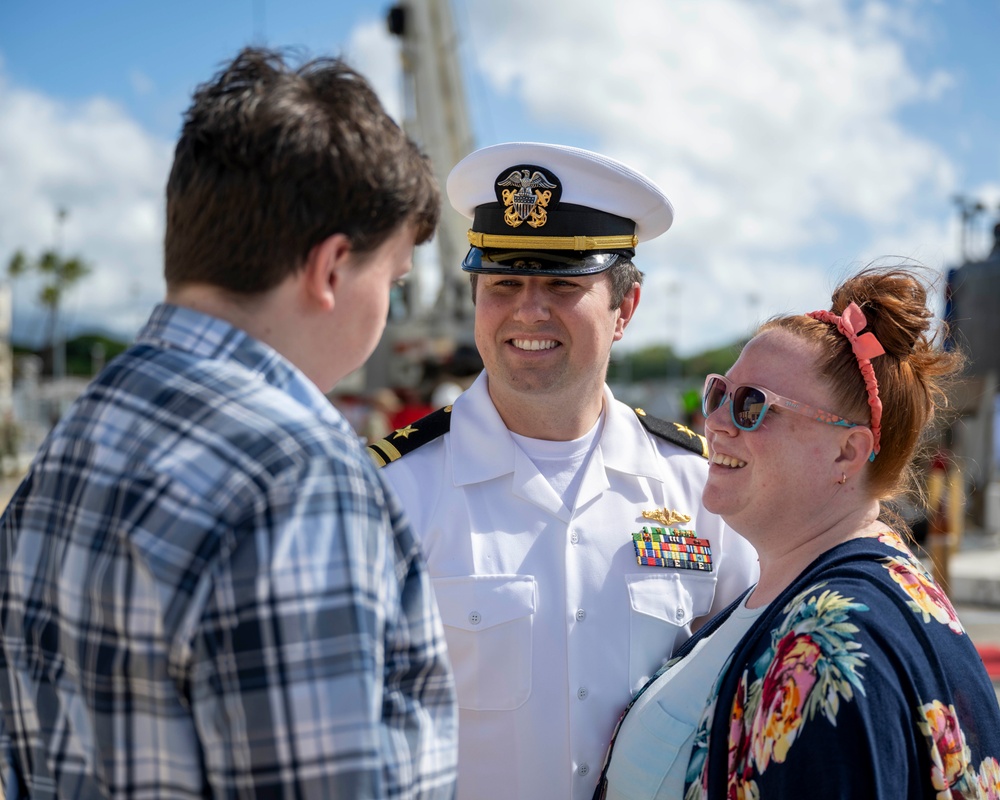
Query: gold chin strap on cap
467 231 638 251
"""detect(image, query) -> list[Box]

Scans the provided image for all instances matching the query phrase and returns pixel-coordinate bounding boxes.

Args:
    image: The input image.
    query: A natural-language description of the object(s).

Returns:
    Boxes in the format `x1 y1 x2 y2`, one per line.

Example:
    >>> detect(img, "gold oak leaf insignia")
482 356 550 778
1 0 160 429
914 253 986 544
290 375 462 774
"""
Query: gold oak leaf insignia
673 422 698 439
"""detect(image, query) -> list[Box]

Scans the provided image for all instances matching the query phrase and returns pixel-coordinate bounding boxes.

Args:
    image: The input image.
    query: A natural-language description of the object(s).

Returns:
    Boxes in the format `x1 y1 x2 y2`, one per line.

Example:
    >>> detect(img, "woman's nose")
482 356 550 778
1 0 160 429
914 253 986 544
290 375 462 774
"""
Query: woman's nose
704 396 737 437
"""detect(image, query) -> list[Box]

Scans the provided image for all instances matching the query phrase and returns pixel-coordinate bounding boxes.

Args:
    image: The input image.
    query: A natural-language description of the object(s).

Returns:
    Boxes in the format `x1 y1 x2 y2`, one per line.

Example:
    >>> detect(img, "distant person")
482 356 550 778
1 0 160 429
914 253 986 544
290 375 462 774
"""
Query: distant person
0 47 456 799
368 142 759 800
594 266 1000 799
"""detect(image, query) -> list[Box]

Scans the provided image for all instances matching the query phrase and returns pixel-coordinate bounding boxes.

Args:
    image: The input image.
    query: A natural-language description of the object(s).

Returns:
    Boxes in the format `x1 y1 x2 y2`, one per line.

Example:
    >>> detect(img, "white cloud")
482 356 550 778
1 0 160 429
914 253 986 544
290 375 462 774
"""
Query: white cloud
461 0 963 352
0 0 979 362
0 24 414 350
343 20 404 123
0 69 171 346
0 29 437 350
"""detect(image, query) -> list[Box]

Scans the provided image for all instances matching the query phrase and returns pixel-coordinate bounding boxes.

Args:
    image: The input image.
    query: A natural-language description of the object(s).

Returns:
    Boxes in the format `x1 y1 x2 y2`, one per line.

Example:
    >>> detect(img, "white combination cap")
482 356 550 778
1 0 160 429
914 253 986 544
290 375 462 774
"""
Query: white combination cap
447 142 674 276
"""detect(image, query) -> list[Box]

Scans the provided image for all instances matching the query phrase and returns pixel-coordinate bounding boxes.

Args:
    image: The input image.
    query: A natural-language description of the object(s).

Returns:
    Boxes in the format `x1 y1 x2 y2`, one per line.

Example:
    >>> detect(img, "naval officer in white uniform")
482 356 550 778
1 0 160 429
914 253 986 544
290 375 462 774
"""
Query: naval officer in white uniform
368 142 759 800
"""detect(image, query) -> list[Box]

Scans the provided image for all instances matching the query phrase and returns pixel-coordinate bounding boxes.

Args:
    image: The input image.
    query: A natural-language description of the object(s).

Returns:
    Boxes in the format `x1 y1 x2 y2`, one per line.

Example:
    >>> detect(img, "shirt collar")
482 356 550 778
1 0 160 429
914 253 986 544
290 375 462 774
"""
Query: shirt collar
137 303 342 425
449 372 516 485
450 373 662 485
599 386 663 481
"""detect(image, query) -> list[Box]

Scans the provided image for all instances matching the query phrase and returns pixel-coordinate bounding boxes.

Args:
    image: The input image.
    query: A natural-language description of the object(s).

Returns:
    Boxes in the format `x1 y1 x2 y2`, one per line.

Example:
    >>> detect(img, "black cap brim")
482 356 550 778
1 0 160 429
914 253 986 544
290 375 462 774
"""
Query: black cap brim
461 248 627 276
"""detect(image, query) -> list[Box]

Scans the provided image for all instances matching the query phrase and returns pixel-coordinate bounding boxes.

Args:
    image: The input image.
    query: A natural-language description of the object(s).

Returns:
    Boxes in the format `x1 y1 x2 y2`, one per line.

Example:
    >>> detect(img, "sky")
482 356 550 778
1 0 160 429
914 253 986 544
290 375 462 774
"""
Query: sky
1 0 999 357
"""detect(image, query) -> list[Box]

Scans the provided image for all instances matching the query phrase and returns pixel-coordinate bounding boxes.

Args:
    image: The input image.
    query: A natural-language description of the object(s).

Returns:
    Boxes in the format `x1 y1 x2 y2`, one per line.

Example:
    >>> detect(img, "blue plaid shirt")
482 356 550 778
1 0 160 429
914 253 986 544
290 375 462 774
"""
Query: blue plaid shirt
0 304 457 799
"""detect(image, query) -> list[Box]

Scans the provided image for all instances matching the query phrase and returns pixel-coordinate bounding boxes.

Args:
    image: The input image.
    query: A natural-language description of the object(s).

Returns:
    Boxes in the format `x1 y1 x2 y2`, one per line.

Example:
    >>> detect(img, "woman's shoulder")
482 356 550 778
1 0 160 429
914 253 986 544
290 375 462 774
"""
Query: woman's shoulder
761 534 996 730
715 535 1000 799
763 533 966 658
781 532 963 634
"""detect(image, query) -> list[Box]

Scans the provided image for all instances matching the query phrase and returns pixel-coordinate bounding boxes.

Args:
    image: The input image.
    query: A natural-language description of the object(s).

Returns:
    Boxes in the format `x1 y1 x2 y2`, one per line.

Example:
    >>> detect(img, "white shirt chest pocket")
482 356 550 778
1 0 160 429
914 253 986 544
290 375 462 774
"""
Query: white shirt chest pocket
626 573 717 693
432 575 536 711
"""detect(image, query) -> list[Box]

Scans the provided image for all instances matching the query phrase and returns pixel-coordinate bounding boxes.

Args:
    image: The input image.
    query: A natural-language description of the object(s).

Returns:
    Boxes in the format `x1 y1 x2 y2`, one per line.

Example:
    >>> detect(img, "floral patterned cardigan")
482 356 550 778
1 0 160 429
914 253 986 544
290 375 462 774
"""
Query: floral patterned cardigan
620 531 1000 800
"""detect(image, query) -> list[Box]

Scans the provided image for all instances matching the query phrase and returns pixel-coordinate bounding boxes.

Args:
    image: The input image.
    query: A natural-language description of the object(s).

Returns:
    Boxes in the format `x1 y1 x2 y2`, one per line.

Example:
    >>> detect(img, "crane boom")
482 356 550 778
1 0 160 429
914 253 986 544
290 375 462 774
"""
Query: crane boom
361 0 476 391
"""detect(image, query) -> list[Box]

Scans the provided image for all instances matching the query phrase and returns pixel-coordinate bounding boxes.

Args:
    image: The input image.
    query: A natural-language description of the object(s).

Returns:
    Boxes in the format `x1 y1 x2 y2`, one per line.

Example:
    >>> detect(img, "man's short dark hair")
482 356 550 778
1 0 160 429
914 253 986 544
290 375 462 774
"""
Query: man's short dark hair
605 259 643 308
165 47 440 293
469 258 644 309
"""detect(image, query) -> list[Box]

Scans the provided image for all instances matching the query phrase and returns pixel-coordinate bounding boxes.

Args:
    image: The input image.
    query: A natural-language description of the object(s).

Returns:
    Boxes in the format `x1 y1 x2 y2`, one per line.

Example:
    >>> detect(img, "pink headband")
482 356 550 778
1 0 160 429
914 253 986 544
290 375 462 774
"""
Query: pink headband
806 301 884 458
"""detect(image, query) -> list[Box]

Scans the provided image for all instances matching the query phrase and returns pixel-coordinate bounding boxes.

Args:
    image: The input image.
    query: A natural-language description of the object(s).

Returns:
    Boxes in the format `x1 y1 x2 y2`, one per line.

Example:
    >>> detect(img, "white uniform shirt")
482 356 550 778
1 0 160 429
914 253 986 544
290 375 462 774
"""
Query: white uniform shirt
381 373 759 800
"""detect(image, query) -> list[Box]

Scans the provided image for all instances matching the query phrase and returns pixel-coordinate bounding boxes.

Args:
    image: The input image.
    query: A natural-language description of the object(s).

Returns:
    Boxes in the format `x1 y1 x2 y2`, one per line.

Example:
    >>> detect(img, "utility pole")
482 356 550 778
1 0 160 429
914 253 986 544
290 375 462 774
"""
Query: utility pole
746 292 760 336
666 279 683 378
53 208 68 381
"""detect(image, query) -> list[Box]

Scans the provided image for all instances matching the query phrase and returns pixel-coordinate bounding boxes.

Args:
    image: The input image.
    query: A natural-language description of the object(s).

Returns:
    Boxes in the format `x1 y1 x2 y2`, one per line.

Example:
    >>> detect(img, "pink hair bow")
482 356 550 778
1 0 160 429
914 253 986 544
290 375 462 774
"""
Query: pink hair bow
836 302 885 361
806 301 884 457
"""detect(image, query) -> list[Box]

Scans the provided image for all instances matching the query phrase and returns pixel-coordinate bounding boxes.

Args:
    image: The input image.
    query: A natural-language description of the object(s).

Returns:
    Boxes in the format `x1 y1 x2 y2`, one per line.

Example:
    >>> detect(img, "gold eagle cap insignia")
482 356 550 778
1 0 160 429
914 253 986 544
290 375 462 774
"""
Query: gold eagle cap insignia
642 507 692 526
497 168 557 229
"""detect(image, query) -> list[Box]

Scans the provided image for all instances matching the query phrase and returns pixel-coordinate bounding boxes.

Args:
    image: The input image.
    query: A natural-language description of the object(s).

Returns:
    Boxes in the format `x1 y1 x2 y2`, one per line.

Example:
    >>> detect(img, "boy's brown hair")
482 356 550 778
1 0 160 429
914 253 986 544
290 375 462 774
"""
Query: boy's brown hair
165 47 440 293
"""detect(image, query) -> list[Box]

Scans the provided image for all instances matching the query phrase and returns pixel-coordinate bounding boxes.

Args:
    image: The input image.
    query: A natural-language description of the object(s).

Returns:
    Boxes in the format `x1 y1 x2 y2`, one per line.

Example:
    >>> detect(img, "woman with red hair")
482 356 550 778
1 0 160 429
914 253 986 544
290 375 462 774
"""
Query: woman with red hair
596 266 1000 799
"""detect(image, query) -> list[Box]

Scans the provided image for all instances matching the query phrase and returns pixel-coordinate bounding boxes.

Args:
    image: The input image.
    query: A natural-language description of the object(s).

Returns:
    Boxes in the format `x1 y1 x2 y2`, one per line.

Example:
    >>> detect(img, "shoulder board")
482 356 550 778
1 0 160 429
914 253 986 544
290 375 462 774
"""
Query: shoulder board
366 405 453 468
634 408 708 459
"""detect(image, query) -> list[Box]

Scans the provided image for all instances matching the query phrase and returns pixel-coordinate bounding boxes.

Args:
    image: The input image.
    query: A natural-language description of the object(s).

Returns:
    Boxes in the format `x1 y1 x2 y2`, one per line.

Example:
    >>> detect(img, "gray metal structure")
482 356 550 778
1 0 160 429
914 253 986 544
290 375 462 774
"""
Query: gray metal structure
947 245 1000 380
361 0 476 392
945 221 1000 524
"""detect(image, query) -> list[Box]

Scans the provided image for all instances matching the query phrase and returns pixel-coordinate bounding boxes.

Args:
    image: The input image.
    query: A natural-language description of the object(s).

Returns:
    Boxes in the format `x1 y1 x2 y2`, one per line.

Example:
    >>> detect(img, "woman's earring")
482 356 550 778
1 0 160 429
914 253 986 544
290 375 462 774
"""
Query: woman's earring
838 472 847 485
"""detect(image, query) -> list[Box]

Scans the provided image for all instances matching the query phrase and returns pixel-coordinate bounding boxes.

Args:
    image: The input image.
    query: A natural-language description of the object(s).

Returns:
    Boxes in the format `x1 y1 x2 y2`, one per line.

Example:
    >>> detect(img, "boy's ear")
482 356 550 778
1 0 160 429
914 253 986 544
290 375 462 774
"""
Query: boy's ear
303 233 352 310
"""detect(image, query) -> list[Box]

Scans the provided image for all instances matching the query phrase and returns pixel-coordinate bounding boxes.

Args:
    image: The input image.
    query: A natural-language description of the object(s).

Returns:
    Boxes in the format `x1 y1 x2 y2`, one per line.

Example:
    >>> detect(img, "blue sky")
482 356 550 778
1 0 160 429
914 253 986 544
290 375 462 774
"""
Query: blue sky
1 0 999 356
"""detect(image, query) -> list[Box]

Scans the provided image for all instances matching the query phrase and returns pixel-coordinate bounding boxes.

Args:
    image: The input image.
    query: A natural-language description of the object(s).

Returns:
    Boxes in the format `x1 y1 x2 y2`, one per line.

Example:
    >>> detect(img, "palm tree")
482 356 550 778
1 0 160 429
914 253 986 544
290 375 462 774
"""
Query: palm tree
7 248 91 377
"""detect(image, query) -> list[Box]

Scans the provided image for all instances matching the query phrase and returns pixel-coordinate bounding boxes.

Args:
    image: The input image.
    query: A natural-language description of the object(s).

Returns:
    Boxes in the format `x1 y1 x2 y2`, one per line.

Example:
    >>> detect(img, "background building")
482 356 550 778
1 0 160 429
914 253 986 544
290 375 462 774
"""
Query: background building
945 221 1000 532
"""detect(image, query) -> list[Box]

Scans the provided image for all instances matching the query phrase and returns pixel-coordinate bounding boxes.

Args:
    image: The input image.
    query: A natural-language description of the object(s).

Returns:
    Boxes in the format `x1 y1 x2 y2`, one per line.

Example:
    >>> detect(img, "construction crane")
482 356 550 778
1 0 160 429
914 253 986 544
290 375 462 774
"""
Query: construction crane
361 0 476 392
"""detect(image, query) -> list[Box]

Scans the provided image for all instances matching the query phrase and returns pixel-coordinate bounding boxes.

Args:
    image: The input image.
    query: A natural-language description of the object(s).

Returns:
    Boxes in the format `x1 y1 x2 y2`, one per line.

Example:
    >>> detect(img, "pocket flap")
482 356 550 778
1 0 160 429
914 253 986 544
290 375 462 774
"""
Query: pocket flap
627 573 715 627
433 575 536 632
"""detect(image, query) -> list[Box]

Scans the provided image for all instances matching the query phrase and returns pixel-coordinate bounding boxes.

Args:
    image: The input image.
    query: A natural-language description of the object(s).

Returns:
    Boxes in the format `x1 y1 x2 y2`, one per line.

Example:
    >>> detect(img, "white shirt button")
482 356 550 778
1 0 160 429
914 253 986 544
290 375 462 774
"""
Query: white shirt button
578 763 590 777
577 686 588 700
675 606 685 622
575 608 586 622
469 611 481 625
570 531 580 544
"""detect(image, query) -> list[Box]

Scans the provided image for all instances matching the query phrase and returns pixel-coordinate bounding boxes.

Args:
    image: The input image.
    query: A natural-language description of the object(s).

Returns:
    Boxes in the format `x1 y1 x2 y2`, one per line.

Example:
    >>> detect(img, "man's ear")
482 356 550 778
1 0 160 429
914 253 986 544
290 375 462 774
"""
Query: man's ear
614 282 641 341
303 233 352 311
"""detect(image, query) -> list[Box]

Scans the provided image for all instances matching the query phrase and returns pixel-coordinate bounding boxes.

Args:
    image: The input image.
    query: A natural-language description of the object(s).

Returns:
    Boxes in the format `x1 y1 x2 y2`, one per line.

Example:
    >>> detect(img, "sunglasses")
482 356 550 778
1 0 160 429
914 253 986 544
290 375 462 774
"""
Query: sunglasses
702 373 864 434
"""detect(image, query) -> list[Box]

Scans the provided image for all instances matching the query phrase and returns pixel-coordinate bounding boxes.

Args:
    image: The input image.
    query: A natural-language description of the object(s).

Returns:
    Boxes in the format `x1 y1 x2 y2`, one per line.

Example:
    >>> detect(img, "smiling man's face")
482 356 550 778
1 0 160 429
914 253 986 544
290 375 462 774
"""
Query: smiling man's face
473 271 636 414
